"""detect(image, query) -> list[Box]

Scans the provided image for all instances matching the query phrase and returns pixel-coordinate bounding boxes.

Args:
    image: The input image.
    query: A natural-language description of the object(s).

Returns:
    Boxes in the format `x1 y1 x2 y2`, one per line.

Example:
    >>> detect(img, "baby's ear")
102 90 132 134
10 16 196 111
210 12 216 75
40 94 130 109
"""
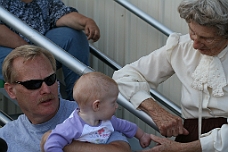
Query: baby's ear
92 100 100 111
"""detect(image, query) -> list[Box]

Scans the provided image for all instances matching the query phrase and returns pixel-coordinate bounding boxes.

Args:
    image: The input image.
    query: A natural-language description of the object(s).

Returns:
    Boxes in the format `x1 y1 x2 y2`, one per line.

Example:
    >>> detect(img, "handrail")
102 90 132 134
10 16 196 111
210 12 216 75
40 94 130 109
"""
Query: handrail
114 0 173 36
89 44 122 71
0 6 159 131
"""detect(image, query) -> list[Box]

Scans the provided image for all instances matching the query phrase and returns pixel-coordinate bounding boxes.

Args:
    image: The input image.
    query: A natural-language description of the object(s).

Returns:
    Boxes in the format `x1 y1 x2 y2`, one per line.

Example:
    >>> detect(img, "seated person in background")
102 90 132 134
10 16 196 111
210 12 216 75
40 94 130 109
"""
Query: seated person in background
43 72 152 152
113 0 228 151
0 0 100 100
0 45 130 152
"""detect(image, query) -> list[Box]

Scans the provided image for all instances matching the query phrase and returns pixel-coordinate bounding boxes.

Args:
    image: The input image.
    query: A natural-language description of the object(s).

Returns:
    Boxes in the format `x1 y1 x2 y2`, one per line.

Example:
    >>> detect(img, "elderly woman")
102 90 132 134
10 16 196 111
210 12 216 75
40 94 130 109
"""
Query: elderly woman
113 0 228 151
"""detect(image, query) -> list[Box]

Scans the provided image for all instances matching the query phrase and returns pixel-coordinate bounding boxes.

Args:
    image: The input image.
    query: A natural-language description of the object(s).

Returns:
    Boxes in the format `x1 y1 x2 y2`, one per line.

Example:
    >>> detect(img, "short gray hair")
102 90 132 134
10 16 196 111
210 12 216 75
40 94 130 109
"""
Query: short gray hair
178 0 228 38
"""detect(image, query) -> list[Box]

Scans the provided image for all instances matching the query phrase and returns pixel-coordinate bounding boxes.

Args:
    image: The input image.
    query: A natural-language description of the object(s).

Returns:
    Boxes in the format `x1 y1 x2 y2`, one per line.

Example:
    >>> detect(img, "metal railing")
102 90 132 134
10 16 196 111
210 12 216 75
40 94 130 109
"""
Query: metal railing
114 0 173 36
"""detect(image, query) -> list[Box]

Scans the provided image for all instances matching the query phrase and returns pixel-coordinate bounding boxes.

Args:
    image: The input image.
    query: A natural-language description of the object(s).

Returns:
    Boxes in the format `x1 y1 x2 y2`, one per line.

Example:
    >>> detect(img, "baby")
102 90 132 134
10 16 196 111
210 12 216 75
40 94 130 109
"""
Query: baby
44 72 152 152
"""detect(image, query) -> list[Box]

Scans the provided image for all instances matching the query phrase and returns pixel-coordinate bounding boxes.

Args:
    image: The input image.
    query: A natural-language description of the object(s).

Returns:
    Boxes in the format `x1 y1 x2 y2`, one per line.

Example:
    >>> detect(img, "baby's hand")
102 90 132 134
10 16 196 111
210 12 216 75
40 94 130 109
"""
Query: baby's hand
139 133 151 148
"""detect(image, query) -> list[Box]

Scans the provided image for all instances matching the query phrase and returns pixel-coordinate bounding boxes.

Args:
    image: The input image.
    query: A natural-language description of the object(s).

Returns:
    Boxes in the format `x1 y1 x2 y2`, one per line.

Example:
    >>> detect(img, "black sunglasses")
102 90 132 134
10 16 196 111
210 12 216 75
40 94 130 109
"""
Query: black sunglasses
14 73 56 90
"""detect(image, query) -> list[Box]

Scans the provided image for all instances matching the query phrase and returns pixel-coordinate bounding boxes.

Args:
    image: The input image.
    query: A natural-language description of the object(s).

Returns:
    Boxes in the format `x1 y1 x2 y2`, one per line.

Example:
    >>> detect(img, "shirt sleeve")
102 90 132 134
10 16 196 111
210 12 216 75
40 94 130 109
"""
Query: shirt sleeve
200 124 228 152
48 0 78 27
112 33 180 108
110 116 138 138
44 110 82 152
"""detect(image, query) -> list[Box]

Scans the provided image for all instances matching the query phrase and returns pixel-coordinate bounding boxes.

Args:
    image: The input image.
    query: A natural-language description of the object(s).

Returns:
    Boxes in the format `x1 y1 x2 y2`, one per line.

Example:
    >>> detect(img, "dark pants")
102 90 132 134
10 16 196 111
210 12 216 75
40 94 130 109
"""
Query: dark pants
175 117 227 143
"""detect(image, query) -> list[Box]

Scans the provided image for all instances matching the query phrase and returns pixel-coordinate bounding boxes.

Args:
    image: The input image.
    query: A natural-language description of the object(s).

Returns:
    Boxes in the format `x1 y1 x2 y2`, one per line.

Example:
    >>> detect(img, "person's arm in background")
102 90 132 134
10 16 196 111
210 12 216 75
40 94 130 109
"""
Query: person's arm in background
56 12 100 42
0 25 28 48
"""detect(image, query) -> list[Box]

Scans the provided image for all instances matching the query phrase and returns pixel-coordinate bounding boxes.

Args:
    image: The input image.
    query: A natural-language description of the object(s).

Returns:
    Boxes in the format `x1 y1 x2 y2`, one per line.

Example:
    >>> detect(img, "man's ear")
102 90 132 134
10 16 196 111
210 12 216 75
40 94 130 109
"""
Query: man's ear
4 82 16 99
92 100 100 111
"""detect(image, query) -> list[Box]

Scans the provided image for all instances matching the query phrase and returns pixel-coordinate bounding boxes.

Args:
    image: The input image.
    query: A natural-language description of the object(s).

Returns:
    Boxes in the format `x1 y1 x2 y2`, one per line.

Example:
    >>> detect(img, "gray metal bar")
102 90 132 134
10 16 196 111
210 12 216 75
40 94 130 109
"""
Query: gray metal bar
114 0 173 36
89 44 122 70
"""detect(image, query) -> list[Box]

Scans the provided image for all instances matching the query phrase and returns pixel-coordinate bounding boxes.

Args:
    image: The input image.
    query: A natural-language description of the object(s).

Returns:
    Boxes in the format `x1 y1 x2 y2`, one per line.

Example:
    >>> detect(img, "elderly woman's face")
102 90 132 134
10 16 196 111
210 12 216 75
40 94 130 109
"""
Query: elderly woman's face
188 21 228 56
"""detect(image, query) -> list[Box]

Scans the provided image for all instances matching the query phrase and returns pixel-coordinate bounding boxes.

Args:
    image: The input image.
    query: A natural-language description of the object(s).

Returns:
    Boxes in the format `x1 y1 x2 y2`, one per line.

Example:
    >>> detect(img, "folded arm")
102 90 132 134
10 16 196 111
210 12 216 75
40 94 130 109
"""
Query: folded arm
56 12 100 42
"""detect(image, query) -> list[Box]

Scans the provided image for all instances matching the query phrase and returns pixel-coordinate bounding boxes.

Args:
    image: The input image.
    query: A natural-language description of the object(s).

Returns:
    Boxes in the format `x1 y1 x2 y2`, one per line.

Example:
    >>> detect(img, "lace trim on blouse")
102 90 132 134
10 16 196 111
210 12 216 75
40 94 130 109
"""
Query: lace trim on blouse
191 54 227 97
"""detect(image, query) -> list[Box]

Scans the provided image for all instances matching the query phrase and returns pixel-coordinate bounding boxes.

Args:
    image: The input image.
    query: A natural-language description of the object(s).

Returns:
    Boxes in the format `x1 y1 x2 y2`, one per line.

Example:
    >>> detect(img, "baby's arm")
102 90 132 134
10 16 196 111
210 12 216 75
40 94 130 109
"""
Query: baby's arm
135 127 151 148
110 116 151 148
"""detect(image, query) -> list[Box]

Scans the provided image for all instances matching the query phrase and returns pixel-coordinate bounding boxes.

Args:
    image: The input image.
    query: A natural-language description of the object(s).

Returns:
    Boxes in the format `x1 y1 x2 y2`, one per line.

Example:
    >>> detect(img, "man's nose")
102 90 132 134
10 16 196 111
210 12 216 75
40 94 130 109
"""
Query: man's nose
40 82 51 94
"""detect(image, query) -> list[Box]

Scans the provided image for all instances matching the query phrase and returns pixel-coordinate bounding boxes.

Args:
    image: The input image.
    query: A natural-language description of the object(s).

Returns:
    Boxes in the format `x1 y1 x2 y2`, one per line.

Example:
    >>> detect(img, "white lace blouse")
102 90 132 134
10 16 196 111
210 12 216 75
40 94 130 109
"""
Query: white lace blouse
113 33 228 151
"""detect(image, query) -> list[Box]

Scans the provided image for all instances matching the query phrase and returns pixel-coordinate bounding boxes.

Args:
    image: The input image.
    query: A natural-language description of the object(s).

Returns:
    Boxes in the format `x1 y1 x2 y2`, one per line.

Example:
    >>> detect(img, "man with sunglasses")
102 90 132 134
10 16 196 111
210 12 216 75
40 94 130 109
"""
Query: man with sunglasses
0 45 130 152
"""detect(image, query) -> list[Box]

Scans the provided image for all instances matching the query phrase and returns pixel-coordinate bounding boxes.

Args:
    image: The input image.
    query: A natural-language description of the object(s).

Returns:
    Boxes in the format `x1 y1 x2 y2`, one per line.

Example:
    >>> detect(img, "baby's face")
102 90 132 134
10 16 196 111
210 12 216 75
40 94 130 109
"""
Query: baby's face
98 88 119 120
